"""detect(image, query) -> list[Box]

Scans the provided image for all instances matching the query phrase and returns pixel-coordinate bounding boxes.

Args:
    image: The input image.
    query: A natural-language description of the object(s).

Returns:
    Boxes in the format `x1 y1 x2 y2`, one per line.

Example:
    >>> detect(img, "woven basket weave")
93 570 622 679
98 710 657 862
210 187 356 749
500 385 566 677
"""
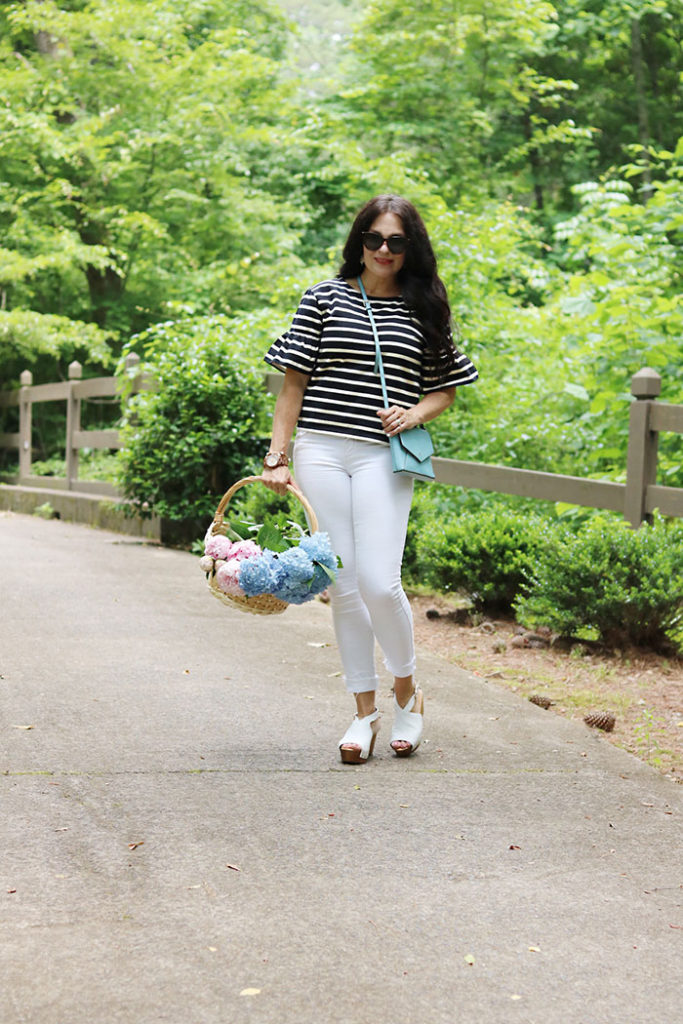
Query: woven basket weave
205 475 319 616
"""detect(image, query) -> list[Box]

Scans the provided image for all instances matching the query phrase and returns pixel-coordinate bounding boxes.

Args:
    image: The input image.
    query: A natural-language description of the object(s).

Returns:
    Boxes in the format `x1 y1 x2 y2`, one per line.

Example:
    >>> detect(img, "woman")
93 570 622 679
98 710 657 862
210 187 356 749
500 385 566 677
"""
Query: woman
261 194 477 763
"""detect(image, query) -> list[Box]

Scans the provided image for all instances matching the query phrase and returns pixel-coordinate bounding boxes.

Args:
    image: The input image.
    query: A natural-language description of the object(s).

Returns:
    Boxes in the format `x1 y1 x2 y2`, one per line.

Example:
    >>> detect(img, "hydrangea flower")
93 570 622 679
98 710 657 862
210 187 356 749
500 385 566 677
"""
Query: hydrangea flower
205 533 234 561
308 563 332 596
215 558 246 597
270 547 316 604
210 529 339 605
239 551 277 596
298 532 336 570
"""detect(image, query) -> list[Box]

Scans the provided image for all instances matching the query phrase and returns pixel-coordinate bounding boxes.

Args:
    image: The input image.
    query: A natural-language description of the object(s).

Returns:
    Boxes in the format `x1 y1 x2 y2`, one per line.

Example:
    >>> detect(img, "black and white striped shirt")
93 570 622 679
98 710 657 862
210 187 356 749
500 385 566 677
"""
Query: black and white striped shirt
264 277 478 444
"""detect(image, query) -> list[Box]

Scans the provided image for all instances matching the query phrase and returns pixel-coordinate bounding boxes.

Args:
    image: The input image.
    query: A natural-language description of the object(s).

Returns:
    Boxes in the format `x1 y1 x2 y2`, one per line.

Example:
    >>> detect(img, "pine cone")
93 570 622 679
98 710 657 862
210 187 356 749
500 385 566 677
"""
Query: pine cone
529 694 554 709
511 634 530 648
584 711 616 733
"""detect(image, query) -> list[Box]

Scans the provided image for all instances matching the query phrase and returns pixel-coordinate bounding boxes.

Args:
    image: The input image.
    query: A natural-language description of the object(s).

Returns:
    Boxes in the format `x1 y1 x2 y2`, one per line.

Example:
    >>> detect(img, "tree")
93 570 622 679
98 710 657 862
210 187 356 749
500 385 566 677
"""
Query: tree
0 0 306 377
537 0 683 196
338 0 592 208
335 0 683 218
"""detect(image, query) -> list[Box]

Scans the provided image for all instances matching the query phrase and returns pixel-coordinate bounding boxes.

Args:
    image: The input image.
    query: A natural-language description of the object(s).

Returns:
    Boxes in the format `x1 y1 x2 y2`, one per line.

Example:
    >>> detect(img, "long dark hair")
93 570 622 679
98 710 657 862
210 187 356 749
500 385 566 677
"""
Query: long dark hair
339 194 458 371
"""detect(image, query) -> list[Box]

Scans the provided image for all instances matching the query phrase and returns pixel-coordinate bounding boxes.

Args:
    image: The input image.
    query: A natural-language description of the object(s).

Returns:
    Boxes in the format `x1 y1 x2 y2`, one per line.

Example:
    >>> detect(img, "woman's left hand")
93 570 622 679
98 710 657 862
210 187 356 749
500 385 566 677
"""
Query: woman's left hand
377 404 419 437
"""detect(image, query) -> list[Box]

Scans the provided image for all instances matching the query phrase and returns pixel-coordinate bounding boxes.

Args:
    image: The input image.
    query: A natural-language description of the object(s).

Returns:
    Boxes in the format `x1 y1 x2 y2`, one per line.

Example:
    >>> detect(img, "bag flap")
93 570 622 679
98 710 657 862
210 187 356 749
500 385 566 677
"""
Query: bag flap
398 427 434 461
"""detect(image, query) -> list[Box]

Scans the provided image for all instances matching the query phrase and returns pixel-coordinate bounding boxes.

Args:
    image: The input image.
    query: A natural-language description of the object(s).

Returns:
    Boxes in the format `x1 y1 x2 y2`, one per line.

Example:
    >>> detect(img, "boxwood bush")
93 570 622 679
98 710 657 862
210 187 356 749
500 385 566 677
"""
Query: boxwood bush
117 317 268 522
515 515 683 650
414 502 550 613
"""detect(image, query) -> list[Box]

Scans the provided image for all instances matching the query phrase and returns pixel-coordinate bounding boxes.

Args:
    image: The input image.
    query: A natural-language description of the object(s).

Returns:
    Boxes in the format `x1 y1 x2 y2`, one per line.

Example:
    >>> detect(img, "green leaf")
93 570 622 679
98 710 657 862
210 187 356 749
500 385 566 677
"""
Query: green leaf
226 520 252 541
257 522 289 552
564 383 590 402
315 562 337 583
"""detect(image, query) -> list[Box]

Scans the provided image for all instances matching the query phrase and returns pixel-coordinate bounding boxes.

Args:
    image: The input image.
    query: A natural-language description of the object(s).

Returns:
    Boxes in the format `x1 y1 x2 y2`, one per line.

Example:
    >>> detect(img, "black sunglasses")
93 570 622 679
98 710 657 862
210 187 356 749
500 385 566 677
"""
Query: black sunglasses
361 231 410 254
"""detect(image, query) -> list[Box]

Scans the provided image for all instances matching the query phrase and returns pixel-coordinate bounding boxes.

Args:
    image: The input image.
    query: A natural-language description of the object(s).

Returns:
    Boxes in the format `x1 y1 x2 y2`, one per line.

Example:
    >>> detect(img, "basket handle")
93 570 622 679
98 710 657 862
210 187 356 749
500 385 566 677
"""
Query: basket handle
210 475 319 535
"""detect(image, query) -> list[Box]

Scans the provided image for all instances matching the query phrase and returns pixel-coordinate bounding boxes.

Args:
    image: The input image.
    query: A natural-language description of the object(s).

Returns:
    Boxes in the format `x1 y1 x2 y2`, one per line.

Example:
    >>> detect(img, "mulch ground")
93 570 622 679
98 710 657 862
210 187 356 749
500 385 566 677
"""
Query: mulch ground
409 592 683 784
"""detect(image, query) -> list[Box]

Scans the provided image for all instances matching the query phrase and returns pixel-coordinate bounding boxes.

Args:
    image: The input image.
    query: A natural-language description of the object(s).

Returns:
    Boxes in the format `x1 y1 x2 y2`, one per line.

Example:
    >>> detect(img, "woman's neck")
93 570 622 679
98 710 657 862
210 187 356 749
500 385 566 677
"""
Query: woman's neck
358 269 401 298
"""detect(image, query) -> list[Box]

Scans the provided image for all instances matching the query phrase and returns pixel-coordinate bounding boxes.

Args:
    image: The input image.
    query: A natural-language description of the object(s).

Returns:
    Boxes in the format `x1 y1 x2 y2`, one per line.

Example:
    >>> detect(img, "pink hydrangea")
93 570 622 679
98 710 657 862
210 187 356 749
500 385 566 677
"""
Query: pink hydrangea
215 558 246 597
205 533 234 560
229 539 262 561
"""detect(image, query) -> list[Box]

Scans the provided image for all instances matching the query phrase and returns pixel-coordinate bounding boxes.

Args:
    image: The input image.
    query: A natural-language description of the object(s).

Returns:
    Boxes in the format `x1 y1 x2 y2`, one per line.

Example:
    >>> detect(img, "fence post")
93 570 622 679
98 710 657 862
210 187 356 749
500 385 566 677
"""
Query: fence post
18 370 33 479
624 367 661 527
65 360 82 490
123 352 142 391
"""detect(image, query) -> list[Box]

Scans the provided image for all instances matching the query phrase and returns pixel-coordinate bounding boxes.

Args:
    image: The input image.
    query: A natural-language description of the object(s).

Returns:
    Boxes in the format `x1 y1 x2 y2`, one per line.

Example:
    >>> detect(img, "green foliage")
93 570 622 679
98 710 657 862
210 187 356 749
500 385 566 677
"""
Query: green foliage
516 515 683 650
415 503 550 613
536 1 683 185
342 0 571 202
542 165 683 485
29 448 119 482
252 515 305 553
431 160 683 490
340 0 683 212
229 480 309 537
222 498 308 552
0 0 306 359
116 317 269 521
33 501 58 520
0 309 111 379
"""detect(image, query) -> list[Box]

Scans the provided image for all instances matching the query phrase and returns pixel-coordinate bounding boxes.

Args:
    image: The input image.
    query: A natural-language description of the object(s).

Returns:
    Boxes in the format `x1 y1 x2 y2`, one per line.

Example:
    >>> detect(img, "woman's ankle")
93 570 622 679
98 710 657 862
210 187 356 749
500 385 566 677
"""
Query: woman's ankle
393 676 415 707
354 691 377 718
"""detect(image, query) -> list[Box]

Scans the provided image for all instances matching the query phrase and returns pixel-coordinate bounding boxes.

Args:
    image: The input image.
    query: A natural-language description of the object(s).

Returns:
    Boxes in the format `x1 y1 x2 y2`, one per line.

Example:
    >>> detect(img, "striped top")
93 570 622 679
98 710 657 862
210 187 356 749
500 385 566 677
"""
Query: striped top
264 277 478 444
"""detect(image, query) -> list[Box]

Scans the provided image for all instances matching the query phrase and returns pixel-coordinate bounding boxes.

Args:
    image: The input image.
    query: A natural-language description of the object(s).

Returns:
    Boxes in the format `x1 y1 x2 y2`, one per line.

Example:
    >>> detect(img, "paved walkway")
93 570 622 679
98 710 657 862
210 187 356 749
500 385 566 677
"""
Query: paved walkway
1 511 681 1024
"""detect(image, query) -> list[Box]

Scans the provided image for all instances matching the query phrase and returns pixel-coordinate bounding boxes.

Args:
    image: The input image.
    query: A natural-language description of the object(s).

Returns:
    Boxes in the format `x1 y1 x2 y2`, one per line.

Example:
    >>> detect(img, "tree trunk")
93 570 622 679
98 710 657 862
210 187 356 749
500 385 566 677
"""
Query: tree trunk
84 263 123 329
523 111 544 211
630 18 654 201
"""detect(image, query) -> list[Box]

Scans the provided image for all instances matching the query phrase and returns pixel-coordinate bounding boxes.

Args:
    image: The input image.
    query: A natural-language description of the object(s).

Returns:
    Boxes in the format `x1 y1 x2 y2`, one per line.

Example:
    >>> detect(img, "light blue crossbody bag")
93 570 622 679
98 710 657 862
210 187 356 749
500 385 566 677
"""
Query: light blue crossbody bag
357 277 435 482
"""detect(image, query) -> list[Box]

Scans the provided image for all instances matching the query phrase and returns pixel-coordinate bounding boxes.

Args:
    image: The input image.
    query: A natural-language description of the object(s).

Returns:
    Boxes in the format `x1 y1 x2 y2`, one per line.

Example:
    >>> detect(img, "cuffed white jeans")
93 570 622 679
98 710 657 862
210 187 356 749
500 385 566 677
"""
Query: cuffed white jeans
293 429 416 693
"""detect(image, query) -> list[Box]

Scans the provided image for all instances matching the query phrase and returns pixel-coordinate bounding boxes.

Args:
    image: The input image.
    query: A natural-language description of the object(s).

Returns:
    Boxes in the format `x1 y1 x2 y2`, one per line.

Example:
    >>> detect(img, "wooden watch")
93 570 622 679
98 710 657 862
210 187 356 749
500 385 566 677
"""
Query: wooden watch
263 450 289 469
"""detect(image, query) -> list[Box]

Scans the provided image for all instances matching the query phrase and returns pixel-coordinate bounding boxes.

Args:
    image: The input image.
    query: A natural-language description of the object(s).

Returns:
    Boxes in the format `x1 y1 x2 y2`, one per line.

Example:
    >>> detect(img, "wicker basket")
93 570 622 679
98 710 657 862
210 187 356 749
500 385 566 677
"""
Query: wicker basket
204 475 319 615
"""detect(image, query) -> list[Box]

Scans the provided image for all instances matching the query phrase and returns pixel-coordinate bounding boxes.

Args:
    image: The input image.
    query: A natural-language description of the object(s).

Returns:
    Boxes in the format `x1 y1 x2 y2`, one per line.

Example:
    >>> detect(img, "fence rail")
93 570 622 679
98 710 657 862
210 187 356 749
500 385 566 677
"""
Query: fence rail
0 355 148 499
1 361 682 527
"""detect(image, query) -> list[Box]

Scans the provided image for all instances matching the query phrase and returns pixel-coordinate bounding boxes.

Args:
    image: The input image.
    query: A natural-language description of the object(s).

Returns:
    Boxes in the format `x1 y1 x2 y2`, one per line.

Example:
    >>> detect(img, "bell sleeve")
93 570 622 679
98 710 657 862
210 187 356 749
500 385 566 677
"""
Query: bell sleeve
264 288 323 376
421 334 478 393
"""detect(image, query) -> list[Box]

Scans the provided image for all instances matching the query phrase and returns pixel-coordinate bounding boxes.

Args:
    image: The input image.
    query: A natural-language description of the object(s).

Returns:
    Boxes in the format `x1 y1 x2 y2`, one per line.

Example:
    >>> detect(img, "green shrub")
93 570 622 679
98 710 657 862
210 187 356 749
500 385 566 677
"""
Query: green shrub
516 515 683 650
30 450 119 482
117 317 269 522
415 503 550 613
403 485 439 583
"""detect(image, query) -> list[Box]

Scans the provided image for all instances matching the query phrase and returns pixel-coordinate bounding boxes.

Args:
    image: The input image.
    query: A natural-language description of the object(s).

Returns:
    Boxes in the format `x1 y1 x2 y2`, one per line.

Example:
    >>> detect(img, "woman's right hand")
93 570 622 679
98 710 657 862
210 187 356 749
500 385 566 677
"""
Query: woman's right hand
261 465 293 495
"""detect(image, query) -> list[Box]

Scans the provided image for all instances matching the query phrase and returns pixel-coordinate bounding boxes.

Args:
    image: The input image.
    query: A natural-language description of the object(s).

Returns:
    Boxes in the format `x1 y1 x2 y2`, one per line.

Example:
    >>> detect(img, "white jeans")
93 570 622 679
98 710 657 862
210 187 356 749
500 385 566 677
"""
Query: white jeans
293 429 416 693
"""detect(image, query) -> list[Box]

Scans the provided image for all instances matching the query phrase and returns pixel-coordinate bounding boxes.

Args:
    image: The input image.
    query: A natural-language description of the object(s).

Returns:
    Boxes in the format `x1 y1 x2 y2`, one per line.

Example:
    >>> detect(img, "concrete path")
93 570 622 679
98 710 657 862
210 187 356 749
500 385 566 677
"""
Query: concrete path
1 511 681 1024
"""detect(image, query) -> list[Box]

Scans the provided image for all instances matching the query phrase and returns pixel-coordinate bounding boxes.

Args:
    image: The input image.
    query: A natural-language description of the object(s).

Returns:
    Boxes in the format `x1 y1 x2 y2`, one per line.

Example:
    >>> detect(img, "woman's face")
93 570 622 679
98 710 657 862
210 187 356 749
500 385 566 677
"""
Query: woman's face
362 211 407 283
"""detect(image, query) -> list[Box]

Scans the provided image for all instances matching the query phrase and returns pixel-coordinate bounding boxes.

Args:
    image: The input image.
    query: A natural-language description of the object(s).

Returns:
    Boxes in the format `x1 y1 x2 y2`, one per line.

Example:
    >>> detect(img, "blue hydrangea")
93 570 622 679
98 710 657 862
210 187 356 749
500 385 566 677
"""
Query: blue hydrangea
271 547 316 604
298 531 336 570
237 533 339 604
308 563 332 596
239 551 277 596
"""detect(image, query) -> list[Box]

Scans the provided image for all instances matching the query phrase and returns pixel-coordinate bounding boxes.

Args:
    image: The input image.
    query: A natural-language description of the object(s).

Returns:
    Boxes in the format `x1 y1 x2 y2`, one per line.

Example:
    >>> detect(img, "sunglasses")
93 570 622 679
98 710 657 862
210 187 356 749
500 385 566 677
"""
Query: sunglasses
361 231 410 254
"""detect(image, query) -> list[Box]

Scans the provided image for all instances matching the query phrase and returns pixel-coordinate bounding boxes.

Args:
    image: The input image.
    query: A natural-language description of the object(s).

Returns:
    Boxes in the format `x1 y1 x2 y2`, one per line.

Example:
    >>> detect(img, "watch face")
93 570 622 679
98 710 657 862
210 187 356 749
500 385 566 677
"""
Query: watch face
265 453 280 468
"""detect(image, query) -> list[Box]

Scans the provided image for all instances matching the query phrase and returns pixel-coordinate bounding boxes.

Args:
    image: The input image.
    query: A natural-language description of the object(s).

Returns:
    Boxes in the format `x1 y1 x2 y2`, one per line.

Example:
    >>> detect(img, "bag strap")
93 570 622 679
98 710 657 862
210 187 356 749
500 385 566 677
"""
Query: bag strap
357 276 390 409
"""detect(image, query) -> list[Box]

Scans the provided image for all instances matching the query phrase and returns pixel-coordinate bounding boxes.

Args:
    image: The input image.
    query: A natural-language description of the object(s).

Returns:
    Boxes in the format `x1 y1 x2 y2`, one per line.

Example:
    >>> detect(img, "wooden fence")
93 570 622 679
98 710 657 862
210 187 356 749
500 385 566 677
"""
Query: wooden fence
1 358 682 527
0 354 148 499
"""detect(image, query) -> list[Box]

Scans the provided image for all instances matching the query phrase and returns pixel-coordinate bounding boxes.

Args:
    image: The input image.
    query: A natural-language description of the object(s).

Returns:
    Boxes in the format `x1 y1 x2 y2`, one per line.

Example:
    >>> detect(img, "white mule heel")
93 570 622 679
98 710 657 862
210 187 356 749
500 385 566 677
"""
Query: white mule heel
339 709 381 764
390 687 424 757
